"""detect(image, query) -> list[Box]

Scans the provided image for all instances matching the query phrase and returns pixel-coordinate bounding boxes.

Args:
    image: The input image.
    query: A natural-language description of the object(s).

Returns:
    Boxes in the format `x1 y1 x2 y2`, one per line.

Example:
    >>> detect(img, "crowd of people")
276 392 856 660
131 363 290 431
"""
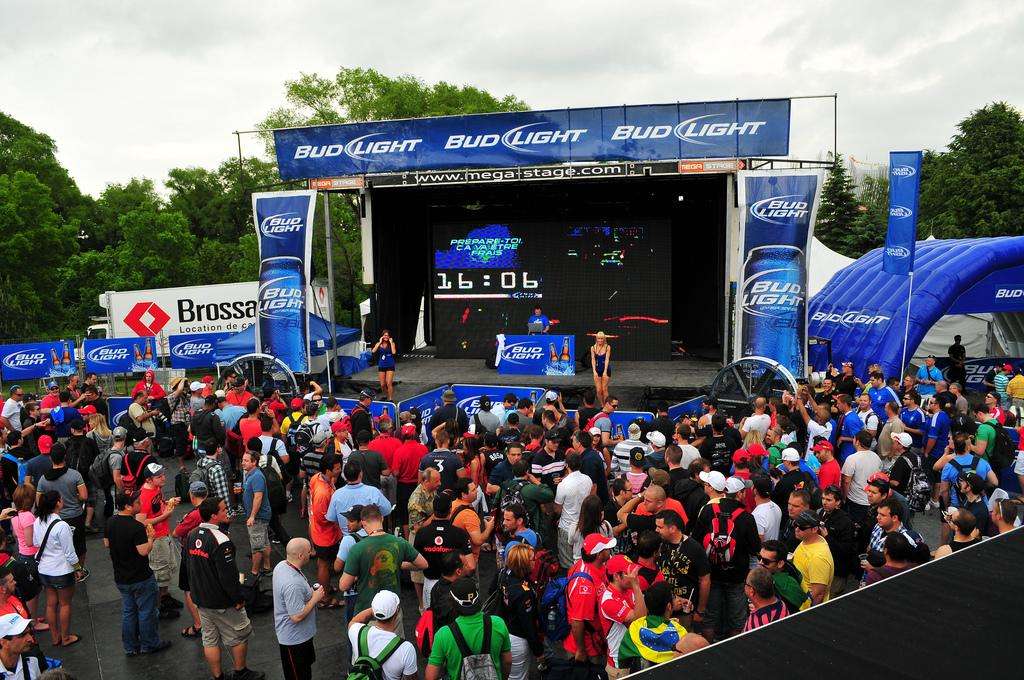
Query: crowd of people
0 356 1021 680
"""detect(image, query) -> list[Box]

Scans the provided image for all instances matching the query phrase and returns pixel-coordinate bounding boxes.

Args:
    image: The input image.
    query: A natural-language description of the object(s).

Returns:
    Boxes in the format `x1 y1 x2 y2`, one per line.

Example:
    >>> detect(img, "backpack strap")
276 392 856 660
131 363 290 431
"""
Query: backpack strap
449 619 474 658
35 517 64 563
130 453 152 481
370 626 404 666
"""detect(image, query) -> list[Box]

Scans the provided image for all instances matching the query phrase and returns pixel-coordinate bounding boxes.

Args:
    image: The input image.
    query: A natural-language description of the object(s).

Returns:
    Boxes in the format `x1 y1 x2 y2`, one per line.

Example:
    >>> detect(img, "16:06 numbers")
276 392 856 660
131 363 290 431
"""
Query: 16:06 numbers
436 271 539 290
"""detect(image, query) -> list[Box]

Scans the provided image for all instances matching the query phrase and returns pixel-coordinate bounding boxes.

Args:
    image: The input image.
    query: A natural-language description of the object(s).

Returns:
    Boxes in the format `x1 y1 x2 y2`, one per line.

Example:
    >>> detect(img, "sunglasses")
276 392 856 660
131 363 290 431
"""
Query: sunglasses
610 403 619 409
757 556 778 565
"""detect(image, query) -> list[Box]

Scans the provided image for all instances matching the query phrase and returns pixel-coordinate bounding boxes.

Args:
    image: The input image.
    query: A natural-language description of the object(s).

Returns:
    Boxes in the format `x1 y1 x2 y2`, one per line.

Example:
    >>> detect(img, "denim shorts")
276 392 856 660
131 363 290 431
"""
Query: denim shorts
40 572 75 590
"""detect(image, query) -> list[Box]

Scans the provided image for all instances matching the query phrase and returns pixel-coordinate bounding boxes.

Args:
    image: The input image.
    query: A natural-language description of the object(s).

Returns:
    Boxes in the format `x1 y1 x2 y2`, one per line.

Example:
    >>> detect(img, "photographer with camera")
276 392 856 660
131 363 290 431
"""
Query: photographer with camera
128 389 162 440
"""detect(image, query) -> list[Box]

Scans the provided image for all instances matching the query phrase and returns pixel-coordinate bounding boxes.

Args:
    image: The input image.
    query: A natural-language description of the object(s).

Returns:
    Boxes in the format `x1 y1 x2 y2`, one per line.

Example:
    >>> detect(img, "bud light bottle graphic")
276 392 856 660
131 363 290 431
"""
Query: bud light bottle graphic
258 256 308 373
740 245 805 376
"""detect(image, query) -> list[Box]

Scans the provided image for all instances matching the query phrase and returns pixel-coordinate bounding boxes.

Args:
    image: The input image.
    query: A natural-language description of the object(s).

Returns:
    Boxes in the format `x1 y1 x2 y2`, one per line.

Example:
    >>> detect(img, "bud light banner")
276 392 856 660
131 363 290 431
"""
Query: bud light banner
736 170 824 379
883 151 922 275
496 334 575 376
84 338 157 374
0 340 77 381
253 190 316 374
451 384 546 420
273 99 791 180
168 332 233 369
397 386 452 428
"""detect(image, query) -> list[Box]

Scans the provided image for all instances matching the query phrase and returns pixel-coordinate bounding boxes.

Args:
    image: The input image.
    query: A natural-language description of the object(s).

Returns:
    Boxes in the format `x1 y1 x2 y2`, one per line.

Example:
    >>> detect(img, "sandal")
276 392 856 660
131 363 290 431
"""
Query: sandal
181 625 201 638
33 622 50 632
316 599 342 610
61 634 82 648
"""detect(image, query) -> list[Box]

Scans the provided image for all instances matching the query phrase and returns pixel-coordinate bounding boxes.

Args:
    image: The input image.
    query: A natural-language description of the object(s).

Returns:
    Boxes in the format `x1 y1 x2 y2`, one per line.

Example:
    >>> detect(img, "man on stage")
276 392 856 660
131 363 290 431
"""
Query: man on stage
527 306 549 334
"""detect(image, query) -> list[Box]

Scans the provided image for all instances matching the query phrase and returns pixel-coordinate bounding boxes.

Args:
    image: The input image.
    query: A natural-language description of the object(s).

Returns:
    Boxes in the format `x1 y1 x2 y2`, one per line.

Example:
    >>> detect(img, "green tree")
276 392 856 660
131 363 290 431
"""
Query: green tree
815 153 859 253
919 102 1024 237
840 173 889 257
86 178 162 250
0 171 80 336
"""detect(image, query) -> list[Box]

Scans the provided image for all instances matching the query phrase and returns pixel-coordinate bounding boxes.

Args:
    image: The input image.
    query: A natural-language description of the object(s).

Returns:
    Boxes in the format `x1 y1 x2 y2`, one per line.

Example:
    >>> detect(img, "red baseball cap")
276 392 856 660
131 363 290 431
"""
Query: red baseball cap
401 423 417 436
202 375 214 384
812 439 833 453
582 533 617 555
732 448 752 465
1004 363 1014 372
331 419 350 434
605 554 634 576
290 397 304 410
37 435 53 454
77 405 97 416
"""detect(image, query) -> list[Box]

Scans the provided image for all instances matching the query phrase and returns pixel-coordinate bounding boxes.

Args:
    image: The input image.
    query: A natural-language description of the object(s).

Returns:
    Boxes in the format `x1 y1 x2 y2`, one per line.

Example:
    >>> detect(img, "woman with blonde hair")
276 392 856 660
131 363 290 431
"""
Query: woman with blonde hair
497 543 543 680
591 331 612 405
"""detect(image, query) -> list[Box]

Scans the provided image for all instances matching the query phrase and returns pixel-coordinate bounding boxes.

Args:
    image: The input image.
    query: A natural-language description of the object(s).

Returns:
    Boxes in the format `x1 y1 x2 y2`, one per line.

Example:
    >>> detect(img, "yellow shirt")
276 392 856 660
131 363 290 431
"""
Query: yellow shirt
792 538 834 610
1007 375 1024 399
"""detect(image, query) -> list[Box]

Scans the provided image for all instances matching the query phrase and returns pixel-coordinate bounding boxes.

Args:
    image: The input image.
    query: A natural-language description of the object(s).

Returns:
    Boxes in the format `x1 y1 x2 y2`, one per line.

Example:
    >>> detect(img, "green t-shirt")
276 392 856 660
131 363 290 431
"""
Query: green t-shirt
772 571 808 612
428 612 510 680
974 419 998 460
342 534 420 611
768 443 786 469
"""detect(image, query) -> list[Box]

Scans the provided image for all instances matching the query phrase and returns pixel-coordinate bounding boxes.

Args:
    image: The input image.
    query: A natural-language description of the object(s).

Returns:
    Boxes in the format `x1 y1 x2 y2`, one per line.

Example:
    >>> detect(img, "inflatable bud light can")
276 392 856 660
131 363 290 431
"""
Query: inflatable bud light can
258 256 308 372
740 245 805 371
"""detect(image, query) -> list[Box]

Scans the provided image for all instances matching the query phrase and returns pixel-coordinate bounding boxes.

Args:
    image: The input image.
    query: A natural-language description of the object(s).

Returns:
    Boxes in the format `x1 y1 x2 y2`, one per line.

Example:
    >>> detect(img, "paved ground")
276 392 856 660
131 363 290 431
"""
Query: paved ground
48 471 943 680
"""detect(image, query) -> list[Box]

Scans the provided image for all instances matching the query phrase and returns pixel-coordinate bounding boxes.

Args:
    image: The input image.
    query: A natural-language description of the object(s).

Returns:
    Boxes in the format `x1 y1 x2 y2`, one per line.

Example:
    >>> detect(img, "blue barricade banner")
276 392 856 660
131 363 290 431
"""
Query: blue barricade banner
335 398 396 423
934 357 1024 393
496 334 575 376
883 151 922 276
273 99 791 180
451 384 545 420
84 338 157 374
253 190 316 373
736 170 824 379
0 340 77 381
397 385 451 426
168 333 233 369
108 396 134 429
667 397 707 421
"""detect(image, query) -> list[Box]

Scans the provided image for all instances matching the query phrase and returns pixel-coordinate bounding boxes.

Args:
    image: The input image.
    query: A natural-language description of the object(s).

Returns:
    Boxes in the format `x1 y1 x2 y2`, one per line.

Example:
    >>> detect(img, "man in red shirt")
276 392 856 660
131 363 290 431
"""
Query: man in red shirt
564 533 615 668
812 440 841 491
391 424 427 536
367 416 401 469
261 388 287 424
600 555 647 679
39 381 61 433
137 464 181 617
225 380 255 408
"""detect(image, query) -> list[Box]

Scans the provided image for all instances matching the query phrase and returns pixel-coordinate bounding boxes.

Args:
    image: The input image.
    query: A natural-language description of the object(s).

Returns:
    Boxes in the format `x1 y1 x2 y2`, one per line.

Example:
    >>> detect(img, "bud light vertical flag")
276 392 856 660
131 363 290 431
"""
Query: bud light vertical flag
736 170 825 378
882 151 923 275
252 190 316 373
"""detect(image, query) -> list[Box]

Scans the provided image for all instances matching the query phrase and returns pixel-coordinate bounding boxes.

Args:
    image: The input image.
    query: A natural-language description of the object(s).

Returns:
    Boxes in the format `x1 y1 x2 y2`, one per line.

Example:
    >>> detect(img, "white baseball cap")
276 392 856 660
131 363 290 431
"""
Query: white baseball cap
724 476 748 494
698 470 727 492
588 427 603 436
189 381 205 392
371 590 400 620
891 432 913 448
628 422 642 437
0 614 31 637
781 448 802 462
646 431 666 448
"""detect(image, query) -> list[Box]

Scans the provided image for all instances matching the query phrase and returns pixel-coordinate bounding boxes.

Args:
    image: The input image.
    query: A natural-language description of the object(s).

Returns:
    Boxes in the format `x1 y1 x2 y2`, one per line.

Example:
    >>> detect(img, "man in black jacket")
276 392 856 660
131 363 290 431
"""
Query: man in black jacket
819 487 859 596
191 396 226 456
187 497 264 680
348 390 375 442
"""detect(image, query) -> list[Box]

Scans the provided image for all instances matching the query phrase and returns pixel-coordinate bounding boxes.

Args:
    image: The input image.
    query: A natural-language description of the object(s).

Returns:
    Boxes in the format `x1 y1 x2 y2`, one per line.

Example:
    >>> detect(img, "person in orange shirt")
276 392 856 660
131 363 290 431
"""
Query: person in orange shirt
308 452 343 607
0 563 29 619
224 380 255 408
450 479 495 557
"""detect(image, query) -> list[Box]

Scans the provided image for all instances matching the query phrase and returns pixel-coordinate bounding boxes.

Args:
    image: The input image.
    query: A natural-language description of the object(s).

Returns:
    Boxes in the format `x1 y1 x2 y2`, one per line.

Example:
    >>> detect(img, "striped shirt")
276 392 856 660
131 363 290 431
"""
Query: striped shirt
743 599 788 632
196 455 231 505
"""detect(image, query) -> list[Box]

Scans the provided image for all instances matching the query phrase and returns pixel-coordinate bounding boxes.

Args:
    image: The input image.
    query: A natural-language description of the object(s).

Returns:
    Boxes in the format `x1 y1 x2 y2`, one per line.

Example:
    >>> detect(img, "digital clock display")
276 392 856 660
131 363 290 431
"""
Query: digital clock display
432 221 671 360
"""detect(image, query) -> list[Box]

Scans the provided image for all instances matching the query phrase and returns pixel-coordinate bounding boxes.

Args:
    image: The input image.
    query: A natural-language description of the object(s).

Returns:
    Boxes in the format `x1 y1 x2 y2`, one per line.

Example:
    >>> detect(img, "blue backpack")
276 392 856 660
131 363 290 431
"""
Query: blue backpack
2 452 28 485
539 571 593 642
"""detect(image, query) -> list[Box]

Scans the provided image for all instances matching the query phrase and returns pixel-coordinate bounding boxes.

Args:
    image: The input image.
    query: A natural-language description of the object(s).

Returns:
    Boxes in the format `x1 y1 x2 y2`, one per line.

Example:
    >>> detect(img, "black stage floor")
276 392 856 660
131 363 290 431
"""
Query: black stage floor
346 356 722 409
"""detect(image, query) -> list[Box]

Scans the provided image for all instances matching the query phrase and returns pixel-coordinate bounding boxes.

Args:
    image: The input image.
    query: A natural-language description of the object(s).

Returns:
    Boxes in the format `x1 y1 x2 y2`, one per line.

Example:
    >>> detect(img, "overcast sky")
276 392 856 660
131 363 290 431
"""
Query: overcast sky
2 1 1022 197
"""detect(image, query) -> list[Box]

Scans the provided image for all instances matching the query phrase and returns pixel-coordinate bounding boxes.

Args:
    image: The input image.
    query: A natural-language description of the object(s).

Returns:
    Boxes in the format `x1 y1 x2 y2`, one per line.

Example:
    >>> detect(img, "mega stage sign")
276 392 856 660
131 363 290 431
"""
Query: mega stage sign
274 99 791 180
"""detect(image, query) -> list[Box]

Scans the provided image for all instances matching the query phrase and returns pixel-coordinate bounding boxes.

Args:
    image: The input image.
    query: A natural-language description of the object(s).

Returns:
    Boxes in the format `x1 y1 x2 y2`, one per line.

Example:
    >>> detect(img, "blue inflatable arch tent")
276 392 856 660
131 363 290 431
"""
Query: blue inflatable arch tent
808 237 1024 379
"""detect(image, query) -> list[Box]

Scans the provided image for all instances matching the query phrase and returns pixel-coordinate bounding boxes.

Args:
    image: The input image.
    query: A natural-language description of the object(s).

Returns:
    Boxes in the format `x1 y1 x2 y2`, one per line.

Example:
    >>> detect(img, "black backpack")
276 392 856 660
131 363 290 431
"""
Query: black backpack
117 411 148 446
987 423 1015 472
259 445 288 515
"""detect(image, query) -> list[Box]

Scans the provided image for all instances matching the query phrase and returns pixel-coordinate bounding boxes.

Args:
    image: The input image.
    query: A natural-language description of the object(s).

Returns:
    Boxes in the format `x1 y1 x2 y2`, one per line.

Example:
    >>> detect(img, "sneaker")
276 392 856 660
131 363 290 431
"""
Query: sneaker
142 640 173 654
232 669 266 680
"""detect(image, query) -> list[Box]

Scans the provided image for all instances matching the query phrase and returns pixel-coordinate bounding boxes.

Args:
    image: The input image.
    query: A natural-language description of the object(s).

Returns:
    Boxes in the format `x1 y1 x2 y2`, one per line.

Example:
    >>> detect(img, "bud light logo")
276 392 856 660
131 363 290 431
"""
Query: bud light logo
2 351 45 370
996 288 1024 299
293 135 422 161
258 277 304 320
456 395 501 418
891 165 916 178
885 246 911 258
889 205 913 219
810 310 891 327
741 273 804 318
501 341 545 364
749 195 809 225
445 123 587 153
86 345 130 363
260 213 304 239
171 341 213 358
113 409 128 425
673 114 767 146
